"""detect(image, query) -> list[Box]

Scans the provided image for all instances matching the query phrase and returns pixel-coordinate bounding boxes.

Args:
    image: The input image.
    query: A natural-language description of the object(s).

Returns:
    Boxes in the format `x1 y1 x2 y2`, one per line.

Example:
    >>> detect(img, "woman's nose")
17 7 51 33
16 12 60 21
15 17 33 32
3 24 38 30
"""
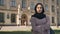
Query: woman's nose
39 9 41 11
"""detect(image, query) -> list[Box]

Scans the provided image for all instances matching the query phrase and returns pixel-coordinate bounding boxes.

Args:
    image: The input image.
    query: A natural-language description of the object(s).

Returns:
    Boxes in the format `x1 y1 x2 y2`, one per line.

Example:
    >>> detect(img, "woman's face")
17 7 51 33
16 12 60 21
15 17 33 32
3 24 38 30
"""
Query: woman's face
36 5 42 13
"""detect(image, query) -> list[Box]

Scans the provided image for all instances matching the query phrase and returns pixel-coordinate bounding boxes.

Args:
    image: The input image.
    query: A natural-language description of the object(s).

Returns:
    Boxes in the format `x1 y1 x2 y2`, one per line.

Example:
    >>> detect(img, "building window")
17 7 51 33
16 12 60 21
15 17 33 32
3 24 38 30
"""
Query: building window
0 0 4 6
52 17 55 23
10 0 16 7
37 0 41 3
45 4 48 11
11 14 16 23
51 5 55 12
0 13 4 23
30 2 35 10
57 0 60 5
43 0 48 4
22 0 26 8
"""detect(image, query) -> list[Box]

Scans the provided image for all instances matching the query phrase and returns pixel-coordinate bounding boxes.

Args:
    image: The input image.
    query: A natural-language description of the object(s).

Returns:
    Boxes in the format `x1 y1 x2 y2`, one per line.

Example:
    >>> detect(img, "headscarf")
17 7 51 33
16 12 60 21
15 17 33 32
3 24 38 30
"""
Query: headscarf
32 3 46 19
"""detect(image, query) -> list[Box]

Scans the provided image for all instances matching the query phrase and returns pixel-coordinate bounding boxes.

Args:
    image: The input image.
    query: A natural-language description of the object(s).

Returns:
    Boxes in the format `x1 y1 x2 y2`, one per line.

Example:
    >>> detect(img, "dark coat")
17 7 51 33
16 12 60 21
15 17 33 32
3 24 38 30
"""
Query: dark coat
30 16 50 34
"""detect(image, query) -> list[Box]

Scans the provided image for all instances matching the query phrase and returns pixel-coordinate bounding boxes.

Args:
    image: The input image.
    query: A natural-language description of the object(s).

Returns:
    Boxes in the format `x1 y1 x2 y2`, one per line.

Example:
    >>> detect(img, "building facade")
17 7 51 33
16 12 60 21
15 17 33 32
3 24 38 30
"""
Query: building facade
0 0 60 26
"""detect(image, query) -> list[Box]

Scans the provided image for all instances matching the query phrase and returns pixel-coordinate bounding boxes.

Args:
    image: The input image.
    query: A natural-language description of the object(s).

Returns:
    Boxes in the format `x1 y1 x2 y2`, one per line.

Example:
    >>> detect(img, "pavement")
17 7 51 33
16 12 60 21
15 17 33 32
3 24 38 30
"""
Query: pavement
0 26 60 31
0 26 32 31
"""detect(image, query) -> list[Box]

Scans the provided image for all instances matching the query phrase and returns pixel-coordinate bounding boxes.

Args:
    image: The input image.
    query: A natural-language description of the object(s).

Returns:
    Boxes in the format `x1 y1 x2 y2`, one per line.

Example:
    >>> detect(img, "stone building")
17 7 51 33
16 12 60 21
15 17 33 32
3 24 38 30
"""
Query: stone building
0 0 60 26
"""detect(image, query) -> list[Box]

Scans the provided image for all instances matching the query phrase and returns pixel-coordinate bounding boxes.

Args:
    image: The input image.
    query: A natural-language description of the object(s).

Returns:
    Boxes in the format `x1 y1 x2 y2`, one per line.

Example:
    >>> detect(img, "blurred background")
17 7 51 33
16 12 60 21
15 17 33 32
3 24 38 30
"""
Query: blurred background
0 0 60 34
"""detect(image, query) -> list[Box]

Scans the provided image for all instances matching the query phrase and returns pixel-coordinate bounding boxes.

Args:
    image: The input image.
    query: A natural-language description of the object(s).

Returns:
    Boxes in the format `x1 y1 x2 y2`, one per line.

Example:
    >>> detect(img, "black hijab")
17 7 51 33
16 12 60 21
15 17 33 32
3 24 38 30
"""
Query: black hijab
32 3 46 19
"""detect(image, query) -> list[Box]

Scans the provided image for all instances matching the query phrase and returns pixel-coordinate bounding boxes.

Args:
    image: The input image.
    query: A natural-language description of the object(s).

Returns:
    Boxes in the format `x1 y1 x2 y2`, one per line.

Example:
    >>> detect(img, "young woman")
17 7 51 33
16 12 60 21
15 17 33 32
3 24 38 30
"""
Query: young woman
30 3 50 34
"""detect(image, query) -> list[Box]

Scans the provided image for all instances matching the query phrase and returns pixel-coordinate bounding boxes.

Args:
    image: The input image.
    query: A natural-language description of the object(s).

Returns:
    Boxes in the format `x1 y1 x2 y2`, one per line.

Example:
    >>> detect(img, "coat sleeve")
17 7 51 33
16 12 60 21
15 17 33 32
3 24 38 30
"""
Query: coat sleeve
30 17 41 32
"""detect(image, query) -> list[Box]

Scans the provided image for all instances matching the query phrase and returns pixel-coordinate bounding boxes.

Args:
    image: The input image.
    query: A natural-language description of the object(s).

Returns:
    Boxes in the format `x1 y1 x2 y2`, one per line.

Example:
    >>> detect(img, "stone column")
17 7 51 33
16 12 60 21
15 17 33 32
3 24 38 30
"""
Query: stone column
48 0 52 26
5 0 11 24
16 4 20 26
55 0 58 27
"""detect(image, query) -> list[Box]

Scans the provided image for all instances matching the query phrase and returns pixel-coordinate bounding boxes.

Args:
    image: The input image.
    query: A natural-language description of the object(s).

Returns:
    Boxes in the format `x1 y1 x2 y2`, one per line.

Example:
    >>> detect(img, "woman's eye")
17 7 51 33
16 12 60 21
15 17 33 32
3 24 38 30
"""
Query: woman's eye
37 7 40 9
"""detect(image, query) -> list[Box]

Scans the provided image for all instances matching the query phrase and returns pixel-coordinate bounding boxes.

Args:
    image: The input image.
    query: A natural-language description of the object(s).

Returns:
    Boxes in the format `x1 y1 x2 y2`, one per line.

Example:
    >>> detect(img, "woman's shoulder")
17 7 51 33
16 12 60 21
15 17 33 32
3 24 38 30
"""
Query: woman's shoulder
31 17 36 20
30 17 36 22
